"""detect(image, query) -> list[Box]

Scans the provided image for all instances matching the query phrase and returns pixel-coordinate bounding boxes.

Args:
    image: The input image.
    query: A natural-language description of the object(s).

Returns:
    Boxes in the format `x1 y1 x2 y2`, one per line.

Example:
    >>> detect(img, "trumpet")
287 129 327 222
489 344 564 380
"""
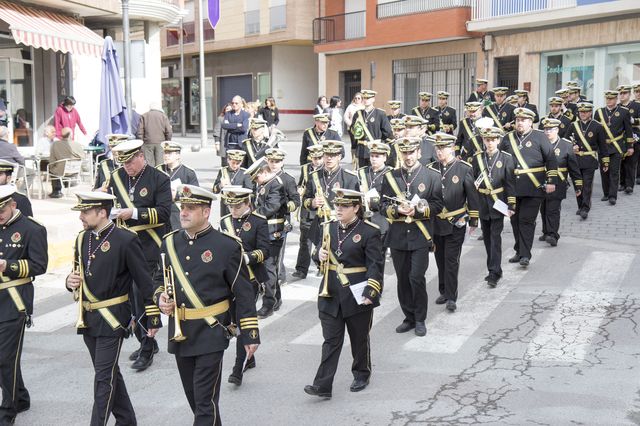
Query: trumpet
363 193 374 219
73 260 87 329
318 223 331 298
161 253 186 342
383 195 428 223
316 187 332 219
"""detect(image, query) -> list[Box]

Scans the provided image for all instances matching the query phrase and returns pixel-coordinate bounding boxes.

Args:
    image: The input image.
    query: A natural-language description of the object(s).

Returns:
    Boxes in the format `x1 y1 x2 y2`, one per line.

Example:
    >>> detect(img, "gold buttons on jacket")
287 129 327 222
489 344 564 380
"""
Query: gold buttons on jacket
186 256 191 260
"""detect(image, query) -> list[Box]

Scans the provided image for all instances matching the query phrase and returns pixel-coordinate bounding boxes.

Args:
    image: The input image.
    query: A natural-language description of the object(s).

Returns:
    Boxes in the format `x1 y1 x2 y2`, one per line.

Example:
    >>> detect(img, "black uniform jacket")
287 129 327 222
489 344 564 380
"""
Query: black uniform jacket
255 174 287 245
72 224 160 337
483 102 516 131
431 159 480 235
358 165 391 235
499 129 559 197
155 226 259 357
13 192 32 217
298 163 321 222
564 103 578 122
94 158 116 190
316 219 384 319
538 114 573 139
467 90 495 103
299 127 341 165
518 103 539 123
220 211 270 286
594 106 634 156
242 137 273 168
546 138 582 200
456 117 484 161
0 211 47 322
350 108 392 159
472 150 516 219
211 165 253 194
380 164 444 250
438 106 457 133
419 136 437 166
621 100 640 138
108 165 172 262
157 163 199 230
565 119 607 170
411 106 441 134
277 170 301 218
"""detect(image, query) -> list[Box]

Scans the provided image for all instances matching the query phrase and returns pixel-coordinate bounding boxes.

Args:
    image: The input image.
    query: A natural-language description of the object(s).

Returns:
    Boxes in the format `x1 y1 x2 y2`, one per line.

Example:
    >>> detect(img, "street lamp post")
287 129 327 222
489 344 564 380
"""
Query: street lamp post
180 17 186 137
197 0 207 148
122 0 133 131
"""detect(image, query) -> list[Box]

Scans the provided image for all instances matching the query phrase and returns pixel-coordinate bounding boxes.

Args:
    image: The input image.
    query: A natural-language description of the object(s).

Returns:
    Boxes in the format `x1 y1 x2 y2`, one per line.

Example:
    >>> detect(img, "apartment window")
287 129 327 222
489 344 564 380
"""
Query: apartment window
166 29 180 47
246 0 260 35
183 21 196 44
203 19 215 41
270 0 286 32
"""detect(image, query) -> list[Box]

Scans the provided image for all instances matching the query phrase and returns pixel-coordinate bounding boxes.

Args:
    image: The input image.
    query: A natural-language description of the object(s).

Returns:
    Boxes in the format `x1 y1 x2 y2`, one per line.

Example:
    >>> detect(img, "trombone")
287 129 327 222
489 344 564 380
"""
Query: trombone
161 253 186 342
318 223 331 298
73 260 86 329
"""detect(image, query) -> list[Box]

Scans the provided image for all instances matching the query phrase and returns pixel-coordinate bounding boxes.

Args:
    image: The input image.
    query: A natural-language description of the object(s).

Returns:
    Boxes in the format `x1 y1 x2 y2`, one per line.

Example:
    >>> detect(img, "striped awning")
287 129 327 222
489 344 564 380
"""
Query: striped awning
0 1 103 57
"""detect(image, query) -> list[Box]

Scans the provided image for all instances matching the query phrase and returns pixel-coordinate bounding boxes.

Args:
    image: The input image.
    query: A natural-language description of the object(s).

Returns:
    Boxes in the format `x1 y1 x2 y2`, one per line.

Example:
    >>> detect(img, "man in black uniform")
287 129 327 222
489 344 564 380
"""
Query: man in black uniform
66 191 160 426
293 145 324 279
634 84 640 185
357 141 392 240
499 108 558 267
303 140 360 246
0 160 32 217
350 89 392 168
0 186 47 425
404 116 436 165
411 92 440 135
514 90 539 123
157 141 199 230
538 97 572 139
94 133 129 190
212 149 253 216
157 185 259 426
219 186 269 386
617 85 640 193
387 119 407 169
300 113 341 165
567 81 588 103
557 88 578 122
472 127 515 287
108 139 172 370
252 158 287 318
538 118 582 247
431 133 479 311
242 118 272 168
436 91 457 135
483 87 515 132
304 189 384 398
566 102 607 219
380 137 443 336
387 100 405 121
595 90 634 204
456 102 484 161
467 78 495 104
265 148 300 286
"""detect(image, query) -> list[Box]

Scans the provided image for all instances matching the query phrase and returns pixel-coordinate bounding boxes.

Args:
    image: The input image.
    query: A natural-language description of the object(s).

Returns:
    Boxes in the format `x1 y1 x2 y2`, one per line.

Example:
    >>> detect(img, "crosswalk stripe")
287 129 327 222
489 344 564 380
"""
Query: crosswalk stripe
403 247 543 353
27 303 76 333
259 283 318 329
525 251 635 363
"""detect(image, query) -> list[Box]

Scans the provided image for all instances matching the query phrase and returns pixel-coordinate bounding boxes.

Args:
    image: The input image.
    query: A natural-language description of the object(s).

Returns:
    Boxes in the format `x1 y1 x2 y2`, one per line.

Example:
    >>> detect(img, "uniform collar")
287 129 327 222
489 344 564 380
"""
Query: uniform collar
338 216 359 230
233 208 252 220
92 221 114 237
184 224 212 240
3 210 21 227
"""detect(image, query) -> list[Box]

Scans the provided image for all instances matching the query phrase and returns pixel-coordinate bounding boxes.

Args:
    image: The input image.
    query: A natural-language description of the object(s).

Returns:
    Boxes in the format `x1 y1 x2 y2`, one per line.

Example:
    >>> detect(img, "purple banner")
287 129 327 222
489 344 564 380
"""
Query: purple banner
208 0 220 28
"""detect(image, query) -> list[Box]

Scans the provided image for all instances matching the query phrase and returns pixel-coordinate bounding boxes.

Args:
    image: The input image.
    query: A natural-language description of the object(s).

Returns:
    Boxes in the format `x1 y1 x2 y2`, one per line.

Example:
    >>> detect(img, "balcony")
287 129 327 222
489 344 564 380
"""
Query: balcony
129 0 183 25
468 0 630 32
377 0 471 19
313 11 366 45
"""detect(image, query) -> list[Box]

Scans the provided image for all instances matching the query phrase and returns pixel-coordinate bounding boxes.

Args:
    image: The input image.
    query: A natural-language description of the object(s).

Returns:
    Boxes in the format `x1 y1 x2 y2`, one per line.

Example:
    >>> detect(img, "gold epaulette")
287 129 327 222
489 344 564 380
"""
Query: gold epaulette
27 216 44 227
364 220 380 230
220 230 242 244
162 229 180 240
344 169 357 176
251 211 267 220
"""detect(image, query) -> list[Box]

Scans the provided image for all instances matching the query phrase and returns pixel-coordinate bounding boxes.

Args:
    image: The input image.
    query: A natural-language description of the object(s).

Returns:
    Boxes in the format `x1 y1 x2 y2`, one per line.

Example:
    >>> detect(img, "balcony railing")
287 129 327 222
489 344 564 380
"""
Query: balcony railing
270 5 287 31
377 0 471 19
313 11 366 44
471 0 576 21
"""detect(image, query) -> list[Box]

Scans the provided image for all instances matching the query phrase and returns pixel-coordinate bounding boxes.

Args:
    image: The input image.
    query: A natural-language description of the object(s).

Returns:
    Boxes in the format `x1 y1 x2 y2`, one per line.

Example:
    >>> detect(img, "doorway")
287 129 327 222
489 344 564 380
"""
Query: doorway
496 56 519 93
341 70 361 105
0 57 35 147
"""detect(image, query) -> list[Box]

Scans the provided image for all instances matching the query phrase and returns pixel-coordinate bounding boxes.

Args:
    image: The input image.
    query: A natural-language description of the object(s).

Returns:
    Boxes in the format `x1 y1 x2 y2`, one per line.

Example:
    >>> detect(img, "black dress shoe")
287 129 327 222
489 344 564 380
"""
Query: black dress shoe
291 271 306 279
519 257 530 267
625 187 633 194
609 197 617 205
487 274 499 288
575 209 581 215
579 210 588 220
538 234 546 241
273 299 282 311
257 306 273 319
244 357 256 372
636 177 640 185
477 234 484 241
484 274 490 281
601 196 608 201
315 270 323 277
350 378 369 392
545 235 558 247
131 355 153 371
618 186 625 192
414 321 427 336
129 348 141 361
395 321 415 333
49 192 63 199
16 402 30 414
446 300 457 312
304 385 331 399
228 373 242 386
435 295 447 304
508 254 520 263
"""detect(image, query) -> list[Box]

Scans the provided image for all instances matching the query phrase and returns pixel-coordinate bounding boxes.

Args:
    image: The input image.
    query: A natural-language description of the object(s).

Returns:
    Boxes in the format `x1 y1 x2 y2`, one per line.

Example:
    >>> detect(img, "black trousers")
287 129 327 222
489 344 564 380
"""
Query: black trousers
621 143 639 189
540 197 562 240
176 351 224 426
390 247 430 323
510 196 542 260
0 317 28 425
132 260 157 357
576 167 596 212
261 242 282 309
294 221 313 274
481 217 504 277
434 226 466 302
313 309 373 393
83 335 136 426
600 152 622 199
277 232 288 283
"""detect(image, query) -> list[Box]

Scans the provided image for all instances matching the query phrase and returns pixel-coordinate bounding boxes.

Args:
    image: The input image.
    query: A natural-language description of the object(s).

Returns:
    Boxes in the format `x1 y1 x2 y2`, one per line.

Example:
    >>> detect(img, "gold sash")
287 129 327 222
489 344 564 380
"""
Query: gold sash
486 106 504 131
597 109 624 154
221 216 256 281
353 110 375 143
384 173 432 241
508 134 542 188
476 154 499 202
462 119 482 154
572 121 595 154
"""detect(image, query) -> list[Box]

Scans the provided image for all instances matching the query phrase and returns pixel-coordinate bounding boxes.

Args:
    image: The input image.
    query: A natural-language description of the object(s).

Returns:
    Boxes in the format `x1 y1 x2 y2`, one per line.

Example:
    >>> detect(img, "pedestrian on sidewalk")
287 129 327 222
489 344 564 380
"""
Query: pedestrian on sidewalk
259 97 280 131
54 96 87 140
328 96 343 138
49 127 83 198
222 96 250 153
136 101 172 167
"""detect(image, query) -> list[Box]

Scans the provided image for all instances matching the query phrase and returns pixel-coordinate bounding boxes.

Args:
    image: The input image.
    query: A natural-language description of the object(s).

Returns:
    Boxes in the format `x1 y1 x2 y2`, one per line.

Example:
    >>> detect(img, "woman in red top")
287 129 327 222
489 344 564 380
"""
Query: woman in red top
54 96 87 139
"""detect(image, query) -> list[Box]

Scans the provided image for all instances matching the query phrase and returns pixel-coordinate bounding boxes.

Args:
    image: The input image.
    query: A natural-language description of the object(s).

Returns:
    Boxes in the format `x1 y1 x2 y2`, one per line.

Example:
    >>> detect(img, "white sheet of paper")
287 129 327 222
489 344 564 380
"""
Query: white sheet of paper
109 208 122 220
366 187 379 200
349 281 368 305
170 178 182 190
492 199 510 217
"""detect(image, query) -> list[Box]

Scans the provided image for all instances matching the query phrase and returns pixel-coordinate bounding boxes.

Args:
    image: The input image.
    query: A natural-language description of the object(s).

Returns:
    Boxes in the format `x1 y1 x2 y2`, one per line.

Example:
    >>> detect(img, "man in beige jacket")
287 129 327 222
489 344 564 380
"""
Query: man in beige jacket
49 127 83 198
136 101 172 166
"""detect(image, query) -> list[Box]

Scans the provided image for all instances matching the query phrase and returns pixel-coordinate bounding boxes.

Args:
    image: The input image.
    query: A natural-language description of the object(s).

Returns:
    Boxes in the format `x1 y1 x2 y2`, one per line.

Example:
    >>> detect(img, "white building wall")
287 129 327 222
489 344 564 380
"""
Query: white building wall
132 23 163 113
271 44 317 131
71 54 101 144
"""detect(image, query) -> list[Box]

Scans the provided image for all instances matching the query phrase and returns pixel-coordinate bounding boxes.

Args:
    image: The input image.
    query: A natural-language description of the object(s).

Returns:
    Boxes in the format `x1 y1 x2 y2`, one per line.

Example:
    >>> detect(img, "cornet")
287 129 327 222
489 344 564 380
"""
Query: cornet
161 253 186 342
73 260 86 329
318 223 331 298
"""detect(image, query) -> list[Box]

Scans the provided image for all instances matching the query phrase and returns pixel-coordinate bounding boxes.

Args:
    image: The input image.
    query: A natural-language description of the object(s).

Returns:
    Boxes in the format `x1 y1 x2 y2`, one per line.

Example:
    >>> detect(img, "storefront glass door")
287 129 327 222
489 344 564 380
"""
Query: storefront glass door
0 57 36 147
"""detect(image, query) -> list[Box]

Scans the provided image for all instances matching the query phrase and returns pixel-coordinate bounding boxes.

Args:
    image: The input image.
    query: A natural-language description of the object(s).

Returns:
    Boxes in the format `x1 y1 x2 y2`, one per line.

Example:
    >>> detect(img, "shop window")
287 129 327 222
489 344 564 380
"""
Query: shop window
604 43 640 90
257 72 271 103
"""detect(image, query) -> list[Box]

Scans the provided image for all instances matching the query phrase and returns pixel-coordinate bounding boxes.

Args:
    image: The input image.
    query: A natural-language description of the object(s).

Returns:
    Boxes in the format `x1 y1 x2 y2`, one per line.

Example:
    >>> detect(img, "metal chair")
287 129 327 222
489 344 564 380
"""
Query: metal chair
46 158 83 197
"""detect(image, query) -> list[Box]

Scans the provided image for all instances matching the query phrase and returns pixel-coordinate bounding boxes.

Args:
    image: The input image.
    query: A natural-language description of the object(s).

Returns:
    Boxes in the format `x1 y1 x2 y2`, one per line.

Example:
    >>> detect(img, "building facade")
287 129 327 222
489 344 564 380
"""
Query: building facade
160 0 317 132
